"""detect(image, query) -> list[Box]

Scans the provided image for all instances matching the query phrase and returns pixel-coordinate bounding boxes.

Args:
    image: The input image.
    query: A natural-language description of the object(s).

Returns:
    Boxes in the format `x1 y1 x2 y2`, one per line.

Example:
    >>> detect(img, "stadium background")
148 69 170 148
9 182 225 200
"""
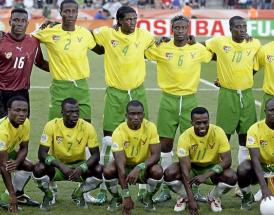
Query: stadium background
0 1 273 214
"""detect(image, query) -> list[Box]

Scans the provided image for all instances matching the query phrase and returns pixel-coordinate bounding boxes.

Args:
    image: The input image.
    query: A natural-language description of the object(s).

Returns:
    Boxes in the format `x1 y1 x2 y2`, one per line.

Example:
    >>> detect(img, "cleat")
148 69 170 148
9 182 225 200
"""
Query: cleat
174 196 188 212
240 192 254 211
137 189 146 202
235 186 243 199
107 197 122 211
94 190 107 205
40 193 53 211
254 189 262 202
17 194 40 207
194 192 207 203
71 186 88 209
207 194 222 212
83 193 98 204
49 182 58 205
153 190 171 203
142 193 156 212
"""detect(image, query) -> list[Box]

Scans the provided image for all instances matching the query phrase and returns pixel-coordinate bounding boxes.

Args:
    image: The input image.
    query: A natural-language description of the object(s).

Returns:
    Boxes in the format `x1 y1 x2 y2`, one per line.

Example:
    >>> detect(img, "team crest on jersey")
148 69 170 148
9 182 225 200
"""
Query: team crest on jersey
4 52 12 59
223 46 231 53
267 55 274 63
52 35 60 41
124 141 129 148
111 40 119 47
165 52 173 60
56 136 63 144
259 140 268 147
191 144 198 152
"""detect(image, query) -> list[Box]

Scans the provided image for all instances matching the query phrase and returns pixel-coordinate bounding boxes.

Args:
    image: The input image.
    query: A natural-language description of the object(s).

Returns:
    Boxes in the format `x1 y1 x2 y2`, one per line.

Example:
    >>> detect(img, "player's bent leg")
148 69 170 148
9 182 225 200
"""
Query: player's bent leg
143 164 163 212
153 137 173 204
238 134 249 164
104 161 122 211
237 160 256 210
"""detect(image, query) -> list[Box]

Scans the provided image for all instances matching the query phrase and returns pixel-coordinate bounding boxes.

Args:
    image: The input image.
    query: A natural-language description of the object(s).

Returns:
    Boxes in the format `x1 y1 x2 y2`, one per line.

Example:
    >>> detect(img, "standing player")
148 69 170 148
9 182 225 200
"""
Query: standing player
205 16 261 165
92 5 155 203
32 98 102 211
237 98 274 210
145 15 212 203
256 41 274 119
0 8 49 208
0 96 37 213
103 100 163 213
33 0 101 122
164 107 237 213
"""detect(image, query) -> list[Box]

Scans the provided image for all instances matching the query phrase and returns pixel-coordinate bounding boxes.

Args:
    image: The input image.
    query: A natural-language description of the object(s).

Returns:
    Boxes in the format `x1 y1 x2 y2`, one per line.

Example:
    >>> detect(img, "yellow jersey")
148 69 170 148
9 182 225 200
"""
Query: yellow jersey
206 37 260 90
33 24 96 80
0 117 30 153
246 120 274 165
145 41 212 96
40 118 99 164
111 119 159 165
93 27 154 90
256 41 274 95
177 124 230 166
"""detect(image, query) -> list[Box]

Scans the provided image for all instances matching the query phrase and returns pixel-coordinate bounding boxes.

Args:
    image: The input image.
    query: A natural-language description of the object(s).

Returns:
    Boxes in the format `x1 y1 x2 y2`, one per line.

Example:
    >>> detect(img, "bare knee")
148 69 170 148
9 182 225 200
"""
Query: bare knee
221 169 237 185
19 159 34 172
92 164 103 179
237 160 252 178
148 164 163 180
164 163 180 182
33 162 47 178
160 137 174 152
103 162 117 180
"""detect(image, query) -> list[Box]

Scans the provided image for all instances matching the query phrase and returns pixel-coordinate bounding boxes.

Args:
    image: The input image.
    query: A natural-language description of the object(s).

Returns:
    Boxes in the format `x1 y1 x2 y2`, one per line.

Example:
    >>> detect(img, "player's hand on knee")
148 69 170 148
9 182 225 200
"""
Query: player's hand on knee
60 165 73 178
6 160 19 173
69 167 82 181
8 193 18 214
126 167 140 185
190 175 207 186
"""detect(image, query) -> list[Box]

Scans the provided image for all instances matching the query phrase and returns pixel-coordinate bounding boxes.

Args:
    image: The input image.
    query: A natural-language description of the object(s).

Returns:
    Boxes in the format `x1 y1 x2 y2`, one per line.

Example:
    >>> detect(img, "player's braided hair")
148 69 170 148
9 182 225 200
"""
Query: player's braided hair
171 15 189 28
116 6 136 27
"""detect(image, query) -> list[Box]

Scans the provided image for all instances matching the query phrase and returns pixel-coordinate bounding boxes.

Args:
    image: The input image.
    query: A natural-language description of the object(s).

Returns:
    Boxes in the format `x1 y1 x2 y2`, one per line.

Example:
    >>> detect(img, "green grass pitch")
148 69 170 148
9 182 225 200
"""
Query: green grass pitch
0 37 271 215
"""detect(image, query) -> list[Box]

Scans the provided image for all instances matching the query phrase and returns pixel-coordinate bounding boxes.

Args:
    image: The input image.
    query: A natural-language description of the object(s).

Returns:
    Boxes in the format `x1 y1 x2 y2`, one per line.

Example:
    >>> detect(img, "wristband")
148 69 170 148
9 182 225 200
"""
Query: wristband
45 155 56 166
137 162 146 170
211 164 223 174
79 162 88 173
121 188 131 199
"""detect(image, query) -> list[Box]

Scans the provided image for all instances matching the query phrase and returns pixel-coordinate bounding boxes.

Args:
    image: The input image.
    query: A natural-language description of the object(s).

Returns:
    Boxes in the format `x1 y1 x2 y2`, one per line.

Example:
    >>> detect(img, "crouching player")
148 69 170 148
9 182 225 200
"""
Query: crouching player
103 100 163 214
237 98 274 210
164 107 237 214
32 98 102 211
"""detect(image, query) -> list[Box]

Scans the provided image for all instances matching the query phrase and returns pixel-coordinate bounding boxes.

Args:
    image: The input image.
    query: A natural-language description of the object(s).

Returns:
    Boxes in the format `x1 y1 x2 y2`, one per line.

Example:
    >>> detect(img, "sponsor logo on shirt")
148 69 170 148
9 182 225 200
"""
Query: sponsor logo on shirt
52 35 60 41
0 141 6 150
111 40 119 47
56 136 63 144
259 140 268 147
16 46 22 51
267 55 274 63
4 52 12 59
165 52 173 60
223 45 231 53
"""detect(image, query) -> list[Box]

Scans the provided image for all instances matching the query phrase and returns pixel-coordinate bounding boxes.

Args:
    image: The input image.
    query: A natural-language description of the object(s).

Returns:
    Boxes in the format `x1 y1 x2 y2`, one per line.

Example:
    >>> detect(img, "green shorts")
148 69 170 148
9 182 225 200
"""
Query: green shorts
216 87 257 135
157 92 197 138
8 151 17 160
260 93 274 120
262 164 274 178
190 164 214 185
52 160 86 182
125 165 146 183
103 84 149 132
49 79 91 121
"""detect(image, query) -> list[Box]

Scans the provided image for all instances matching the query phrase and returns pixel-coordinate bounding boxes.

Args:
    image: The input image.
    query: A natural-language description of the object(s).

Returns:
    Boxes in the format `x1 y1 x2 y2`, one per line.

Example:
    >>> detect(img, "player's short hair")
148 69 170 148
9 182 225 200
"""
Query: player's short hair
171 15 189 28
191 107 209 120
116 6 136 23
7 96 28 109
60 0 78 11
61 97 78 110
229 16 245 27
11 8 28 16
126 100 144 112
265 97 274 110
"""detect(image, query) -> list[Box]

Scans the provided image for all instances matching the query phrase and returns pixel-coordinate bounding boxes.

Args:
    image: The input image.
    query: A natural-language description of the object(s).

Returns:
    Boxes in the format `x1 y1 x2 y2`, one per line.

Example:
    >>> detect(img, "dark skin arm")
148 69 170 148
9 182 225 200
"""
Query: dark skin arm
253 70 258 75
69 146 100 181
89 30 105 55
0 151 18 213
38 145 73 178
190 151 232 186
126 143 160 185
34 43 49 72
249 148 273 200
179 156 198 215
113 151 134 215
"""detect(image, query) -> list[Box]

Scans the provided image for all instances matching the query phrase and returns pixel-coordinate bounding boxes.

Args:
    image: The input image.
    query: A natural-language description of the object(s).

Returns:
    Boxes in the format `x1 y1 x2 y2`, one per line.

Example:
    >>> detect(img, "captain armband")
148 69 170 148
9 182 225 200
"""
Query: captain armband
45 155 57 166
211 164 223 174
